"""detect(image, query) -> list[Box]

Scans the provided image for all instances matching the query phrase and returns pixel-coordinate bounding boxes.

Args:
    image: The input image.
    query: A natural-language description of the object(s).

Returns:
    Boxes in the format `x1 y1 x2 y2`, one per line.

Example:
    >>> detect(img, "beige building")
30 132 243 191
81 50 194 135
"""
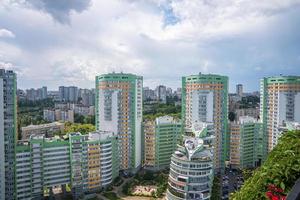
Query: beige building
21 122 65 140
143 116 181 170
229 116 262 169
235 107 259 120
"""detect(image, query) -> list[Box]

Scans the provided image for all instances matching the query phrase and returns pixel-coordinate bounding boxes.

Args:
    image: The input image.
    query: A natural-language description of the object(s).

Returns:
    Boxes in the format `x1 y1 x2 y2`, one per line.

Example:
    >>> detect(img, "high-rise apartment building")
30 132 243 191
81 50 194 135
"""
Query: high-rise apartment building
229 116 263 169
236 84 243 97
59 86 79 102
156 85 167 103
25 86 47 101
166 122 214 200
15 131 119 200
182 73 228 172
0 69 17 200
96 73 143 173
143 116 181 170
143 87 156 101
260 76 300 159
166 87 173 97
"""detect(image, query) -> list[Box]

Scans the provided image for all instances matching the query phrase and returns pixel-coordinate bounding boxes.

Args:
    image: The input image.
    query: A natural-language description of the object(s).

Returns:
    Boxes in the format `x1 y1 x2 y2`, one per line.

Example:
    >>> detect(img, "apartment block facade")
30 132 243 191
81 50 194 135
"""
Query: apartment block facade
15 131 119 200
229 116 263 169
182 73 228 172
96 73 143 172
0 69 17 200
260 76 300 159
143 116 181 170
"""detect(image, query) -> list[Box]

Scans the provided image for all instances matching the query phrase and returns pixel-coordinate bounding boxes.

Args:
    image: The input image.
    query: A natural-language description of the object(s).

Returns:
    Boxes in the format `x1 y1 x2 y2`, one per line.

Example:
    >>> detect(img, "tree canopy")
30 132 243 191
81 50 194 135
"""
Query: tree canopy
231 130 300 200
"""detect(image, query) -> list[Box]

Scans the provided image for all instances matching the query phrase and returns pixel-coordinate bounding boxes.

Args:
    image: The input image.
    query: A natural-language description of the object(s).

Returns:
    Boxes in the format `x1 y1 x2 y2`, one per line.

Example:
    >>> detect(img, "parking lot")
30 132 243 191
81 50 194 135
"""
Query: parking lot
221 168 244 200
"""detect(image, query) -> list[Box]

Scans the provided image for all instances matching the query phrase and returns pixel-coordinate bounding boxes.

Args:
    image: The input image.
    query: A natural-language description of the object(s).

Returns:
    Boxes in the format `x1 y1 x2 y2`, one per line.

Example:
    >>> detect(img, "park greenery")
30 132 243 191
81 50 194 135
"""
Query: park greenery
231 130 300 200
64 122 96 135
238 95 260 109
122 170 169 198
143 102 181 120
17 98 54 139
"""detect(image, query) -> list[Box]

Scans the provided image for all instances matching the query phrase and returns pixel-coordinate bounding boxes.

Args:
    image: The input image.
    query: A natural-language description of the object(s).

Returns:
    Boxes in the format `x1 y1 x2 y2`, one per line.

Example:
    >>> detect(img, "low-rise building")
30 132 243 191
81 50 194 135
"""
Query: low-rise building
229 116 263 169
235 108 259 121
21 122 65 140
15 131 119 200
143 116 181 170
166 122 214 200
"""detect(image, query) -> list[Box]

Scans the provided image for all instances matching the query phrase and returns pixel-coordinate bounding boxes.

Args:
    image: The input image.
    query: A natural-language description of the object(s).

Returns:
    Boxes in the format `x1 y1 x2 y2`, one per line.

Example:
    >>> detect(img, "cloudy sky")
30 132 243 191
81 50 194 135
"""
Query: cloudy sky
0 0 300 92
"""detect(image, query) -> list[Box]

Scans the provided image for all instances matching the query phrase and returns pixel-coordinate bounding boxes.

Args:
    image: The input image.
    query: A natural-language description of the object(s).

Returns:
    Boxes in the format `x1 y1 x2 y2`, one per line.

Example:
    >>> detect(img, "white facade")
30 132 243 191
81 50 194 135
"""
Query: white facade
190 90 214 125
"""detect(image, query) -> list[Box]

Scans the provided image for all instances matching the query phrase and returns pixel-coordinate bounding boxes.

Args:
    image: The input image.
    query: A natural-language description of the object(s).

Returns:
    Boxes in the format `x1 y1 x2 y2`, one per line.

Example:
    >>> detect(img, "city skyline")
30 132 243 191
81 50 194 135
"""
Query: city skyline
1 1 300 92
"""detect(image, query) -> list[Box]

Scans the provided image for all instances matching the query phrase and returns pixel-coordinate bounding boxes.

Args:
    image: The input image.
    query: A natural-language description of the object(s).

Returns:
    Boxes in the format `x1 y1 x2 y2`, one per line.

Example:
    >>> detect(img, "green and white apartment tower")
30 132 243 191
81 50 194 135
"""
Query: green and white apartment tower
15 131 119 200
182 73 228 172
96 73 143 173
260 76 300 160
0 69 17 200
143 116 181 171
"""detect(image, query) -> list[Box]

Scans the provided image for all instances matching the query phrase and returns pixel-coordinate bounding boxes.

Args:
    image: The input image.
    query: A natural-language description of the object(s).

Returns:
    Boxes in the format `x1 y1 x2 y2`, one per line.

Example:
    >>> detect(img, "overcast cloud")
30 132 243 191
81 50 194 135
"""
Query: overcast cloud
0 0 300 91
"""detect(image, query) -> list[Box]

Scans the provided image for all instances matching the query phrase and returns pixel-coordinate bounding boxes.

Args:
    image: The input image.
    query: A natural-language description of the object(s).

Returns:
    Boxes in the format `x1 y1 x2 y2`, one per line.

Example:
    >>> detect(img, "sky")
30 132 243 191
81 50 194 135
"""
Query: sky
0 0 300 92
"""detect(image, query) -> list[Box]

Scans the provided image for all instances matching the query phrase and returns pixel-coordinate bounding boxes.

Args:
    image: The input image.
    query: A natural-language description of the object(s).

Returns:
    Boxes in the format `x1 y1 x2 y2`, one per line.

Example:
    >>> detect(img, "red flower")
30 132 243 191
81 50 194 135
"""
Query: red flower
268 184 276 191
272 195 280 200
266 191 273 199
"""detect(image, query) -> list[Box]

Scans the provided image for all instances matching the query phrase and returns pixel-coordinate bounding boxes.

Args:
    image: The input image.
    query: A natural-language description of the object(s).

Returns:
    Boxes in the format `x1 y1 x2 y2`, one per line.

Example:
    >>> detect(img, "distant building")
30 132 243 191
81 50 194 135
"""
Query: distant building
73 105 95 116
166 122 214 200
166 87 173 97
15 131 119 200
17 89 26 101
43 109 56 122
79 88 95 106
43 109 74 123
260 76 300 160
235 107 259 120
229 116 263 169
47 90 60 101
59 86 79 102
25 86 47 101
143 87 156 101
143 116 181 171
155 85 167 103
21 122 65 140
0 69 17 200
236 84 243 97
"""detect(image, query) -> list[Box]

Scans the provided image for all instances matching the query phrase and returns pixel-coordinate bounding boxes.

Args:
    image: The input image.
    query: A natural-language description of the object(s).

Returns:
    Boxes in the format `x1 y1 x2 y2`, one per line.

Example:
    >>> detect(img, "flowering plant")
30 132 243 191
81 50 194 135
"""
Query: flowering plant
266 184 286 200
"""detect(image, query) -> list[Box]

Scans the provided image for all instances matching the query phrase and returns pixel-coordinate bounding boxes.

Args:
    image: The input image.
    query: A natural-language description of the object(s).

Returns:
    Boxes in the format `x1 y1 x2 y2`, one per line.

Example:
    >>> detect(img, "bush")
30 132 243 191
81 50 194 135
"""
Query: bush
231 130 300 200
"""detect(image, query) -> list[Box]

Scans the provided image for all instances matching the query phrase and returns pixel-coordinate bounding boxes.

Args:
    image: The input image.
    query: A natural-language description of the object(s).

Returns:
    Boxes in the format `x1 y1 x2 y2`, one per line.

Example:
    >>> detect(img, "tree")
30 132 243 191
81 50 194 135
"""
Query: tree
211 176 221 200
65 123 96 134
229 112 236 122
74 113 85 123
231 130 300 200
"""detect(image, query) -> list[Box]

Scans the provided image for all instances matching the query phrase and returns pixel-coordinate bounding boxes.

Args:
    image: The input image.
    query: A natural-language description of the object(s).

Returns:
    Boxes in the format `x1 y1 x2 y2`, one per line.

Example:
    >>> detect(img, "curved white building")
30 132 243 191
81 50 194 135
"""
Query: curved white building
166 122 214 200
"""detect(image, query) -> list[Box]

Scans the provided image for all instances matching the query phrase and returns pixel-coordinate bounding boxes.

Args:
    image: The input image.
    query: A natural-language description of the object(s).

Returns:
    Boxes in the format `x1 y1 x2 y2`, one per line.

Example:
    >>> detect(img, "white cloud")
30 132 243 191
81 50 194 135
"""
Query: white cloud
0 28 15 38
0 0 299 90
